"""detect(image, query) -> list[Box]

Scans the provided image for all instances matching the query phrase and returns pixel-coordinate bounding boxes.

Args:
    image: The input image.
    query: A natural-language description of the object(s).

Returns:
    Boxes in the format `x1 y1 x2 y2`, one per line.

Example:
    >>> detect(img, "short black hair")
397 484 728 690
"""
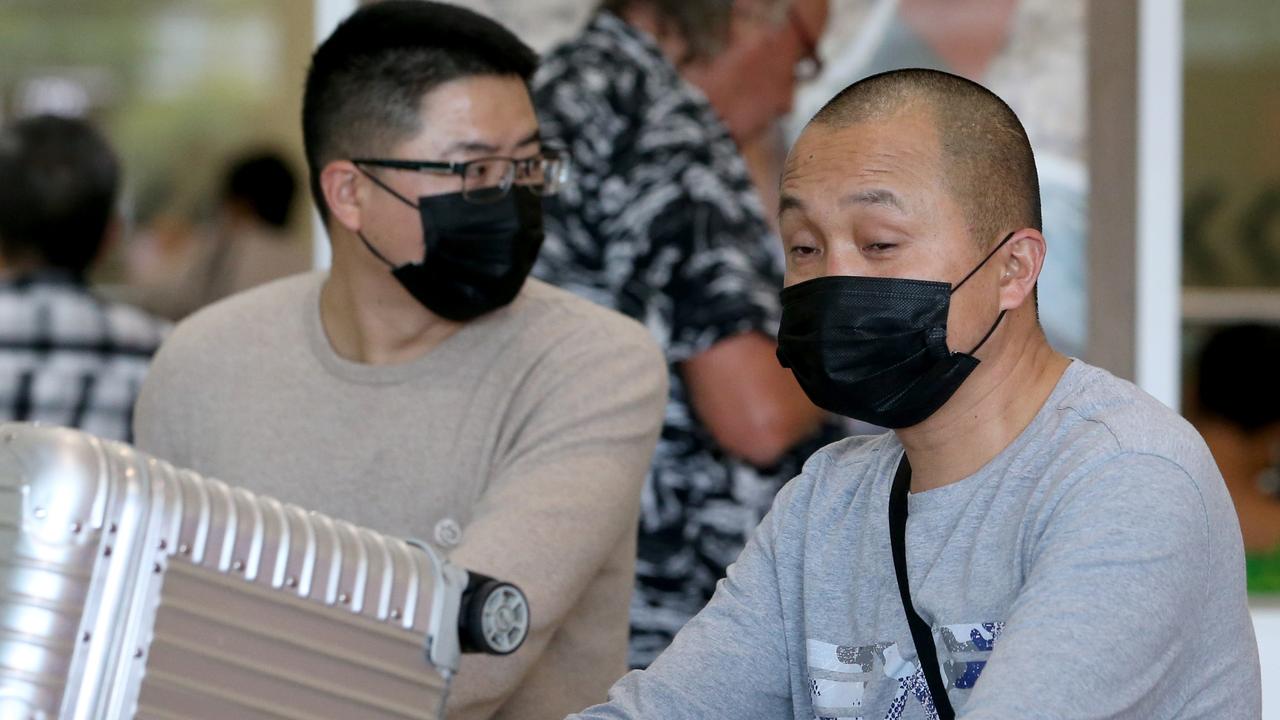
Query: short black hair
0 114 120 274
811 68 1041 248
302 0 538 221
222 151 297 229
1196 323 1280 433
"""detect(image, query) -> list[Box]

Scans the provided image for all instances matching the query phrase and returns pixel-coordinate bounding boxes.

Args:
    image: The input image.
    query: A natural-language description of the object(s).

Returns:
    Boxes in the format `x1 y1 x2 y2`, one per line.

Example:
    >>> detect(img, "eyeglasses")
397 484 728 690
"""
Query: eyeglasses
352 149 570 204
788 6 824 82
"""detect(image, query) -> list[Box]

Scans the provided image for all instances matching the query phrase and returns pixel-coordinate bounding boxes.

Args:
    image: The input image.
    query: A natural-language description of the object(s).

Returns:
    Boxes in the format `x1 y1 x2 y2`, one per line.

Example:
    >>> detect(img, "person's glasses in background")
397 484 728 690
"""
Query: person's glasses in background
789 6 824 82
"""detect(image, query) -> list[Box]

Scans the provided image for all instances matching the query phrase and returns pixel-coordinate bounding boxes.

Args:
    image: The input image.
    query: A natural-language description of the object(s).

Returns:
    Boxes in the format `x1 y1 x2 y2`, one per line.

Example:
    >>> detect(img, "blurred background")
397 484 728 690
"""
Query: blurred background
2 0 1278 706
4 0 1276 390
0 1 315 318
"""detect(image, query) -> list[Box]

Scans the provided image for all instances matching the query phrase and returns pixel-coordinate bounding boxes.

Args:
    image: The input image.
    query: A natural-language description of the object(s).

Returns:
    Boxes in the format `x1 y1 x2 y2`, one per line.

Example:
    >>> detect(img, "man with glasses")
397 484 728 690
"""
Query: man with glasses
134 4 667 719
532 0 832 669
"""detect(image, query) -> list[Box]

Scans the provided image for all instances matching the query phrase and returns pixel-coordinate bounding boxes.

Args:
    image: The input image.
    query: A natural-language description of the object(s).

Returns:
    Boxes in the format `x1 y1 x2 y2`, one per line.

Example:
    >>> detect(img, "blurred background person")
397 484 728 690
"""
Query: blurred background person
533 0 839 668
125 150 310 320
1189 323 1280 593
0 114 169 441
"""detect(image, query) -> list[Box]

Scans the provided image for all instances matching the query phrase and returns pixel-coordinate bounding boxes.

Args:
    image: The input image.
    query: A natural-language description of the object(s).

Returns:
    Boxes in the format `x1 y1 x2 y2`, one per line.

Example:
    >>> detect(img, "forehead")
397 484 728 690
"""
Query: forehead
782 112 944 203
400 74 538 154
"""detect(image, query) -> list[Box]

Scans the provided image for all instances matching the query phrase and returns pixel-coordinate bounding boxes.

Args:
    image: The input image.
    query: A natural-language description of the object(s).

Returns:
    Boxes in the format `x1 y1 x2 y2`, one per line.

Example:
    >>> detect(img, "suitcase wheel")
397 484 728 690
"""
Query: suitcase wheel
460 575 529 656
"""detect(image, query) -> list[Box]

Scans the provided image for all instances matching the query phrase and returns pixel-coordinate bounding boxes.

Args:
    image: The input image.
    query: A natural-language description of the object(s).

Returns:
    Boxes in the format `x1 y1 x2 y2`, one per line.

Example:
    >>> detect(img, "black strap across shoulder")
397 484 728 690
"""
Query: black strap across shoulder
889 454 956 720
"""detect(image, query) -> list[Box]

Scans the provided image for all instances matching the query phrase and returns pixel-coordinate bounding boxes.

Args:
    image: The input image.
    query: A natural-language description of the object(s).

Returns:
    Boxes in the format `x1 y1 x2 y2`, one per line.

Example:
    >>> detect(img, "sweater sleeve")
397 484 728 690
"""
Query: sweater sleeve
131 323 193 467
959 453 1216 718
442 319 668 719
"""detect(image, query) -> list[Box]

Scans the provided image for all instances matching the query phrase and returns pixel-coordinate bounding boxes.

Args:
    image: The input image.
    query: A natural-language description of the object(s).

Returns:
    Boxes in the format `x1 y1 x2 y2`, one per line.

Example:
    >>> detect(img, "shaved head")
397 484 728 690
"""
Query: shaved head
811 69 1040 247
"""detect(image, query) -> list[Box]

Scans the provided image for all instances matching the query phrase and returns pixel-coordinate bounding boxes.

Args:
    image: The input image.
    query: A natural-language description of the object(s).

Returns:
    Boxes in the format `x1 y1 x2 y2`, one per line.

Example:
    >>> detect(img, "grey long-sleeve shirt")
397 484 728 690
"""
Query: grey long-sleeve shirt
572 361 1261 719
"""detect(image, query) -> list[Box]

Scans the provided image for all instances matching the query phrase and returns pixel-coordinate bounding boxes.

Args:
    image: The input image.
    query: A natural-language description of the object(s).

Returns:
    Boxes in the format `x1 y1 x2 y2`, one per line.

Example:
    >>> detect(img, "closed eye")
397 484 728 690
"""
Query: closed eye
863 242 897 254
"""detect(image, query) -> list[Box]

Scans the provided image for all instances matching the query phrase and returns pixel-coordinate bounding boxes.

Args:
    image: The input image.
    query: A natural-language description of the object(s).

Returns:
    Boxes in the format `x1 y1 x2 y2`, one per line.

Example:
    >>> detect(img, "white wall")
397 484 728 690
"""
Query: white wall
1255 604 1280 719
1133 0 1183 409
309 0 357 270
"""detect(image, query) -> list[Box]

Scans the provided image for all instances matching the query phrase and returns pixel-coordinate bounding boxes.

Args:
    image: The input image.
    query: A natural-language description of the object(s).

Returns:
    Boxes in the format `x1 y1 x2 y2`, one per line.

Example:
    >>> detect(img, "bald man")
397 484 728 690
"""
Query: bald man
568 69 1260 720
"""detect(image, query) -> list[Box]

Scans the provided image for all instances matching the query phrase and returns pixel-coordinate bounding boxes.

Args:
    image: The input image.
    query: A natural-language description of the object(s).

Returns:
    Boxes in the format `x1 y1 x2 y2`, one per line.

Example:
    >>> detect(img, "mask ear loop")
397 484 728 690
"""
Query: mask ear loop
357 231 397 270
952 230 1017 356
951 230 1017 293
967 309 1007 355
354 164 420 208
352 164 421 270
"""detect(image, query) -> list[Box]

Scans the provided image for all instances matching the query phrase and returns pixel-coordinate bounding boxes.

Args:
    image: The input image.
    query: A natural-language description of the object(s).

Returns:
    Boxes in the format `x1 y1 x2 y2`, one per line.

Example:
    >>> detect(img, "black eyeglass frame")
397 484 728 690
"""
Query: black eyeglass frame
351 148 569 204
788 6 824 82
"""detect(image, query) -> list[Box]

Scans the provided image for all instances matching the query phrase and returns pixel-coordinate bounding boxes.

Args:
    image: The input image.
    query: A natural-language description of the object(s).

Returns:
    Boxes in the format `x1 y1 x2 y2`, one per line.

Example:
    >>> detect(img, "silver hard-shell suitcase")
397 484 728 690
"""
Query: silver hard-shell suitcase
0 423 530 719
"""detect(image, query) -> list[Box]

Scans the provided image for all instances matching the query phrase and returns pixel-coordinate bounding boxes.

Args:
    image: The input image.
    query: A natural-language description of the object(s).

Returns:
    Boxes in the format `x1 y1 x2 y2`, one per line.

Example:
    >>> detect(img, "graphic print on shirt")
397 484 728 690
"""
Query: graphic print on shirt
807 622 1005 720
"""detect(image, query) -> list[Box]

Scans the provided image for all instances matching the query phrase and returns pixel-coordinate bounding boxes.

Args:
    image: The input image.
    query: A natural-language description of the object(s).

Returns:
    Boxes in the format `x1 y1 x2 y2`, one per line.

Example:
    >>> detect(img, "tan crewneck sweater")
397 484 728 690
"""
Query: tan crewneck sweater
135 272 667 719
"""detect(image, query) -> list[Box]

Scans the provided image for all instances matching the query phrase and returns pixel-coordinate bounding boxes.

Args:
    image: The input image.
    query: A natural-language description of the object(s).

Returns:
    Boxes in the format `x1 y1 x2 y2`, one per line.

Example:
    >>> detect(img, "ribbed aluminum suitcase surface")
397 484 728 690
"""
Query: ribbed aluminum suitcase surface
0 423 493 720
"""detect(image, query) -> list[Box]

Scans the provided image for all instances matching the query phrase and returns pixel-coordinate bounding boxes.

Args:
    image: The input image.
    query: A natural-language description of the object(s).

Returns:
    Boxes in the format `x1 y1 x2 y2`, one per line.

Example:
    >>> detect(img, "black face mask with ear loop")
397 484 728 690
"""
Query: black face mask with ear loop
355 169 544 323
775 231 1015 428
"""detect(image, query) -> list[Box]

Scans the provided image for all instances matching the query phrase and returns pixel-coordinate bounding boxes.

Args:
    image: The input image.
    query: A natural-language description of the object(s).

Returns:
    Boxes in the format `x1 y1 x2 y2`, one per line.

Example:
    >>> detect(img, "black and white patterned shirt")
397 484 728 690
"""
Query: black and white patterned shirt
534 12 839 668
0 272 169 442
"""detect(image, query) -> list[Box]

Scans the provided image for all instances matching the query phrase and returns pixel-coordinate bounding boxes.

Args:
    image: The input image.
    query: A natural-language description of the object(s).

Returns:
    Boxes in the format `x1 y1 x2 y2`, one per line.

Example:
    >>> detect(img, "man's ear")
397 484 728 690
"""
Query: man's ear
320 160 364 233
998 228 1046 312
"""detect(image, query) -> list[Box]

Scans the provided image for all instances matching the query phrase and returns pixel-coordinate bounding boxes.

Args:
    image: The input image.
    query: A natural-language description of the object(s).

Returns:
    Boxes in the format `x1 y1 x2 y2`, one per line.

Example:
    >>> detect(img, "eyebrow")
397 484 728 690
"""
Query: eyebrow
441 130 541 157
843 188 905 212
779 194 806 215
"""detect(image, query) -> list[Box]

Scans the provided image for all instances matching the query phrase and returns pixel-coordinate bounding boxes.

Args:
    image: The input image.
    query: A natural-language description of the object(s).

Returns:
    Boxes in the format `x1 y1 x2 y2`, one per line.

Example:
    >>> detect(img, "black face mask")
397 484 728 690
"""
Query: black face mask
776 232 1014 428
357 177 544 322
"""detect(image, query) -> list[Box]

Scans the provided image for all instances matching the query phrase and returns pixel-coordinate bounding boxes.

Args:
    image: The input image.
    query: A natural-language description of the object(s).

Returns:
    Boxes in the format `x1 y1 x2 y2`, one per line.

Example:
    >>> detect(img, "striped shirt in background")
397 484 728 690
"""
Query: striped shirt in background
0 272 169 442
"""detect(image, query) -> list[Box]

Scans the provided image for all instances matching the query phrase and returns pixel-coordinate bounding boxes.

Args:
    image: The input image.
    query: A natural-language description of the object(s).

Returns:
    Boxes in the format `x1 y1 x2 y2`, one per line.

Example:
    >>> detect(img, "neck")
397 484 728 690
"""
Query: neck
319 250 461 366
895 321 1070 491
